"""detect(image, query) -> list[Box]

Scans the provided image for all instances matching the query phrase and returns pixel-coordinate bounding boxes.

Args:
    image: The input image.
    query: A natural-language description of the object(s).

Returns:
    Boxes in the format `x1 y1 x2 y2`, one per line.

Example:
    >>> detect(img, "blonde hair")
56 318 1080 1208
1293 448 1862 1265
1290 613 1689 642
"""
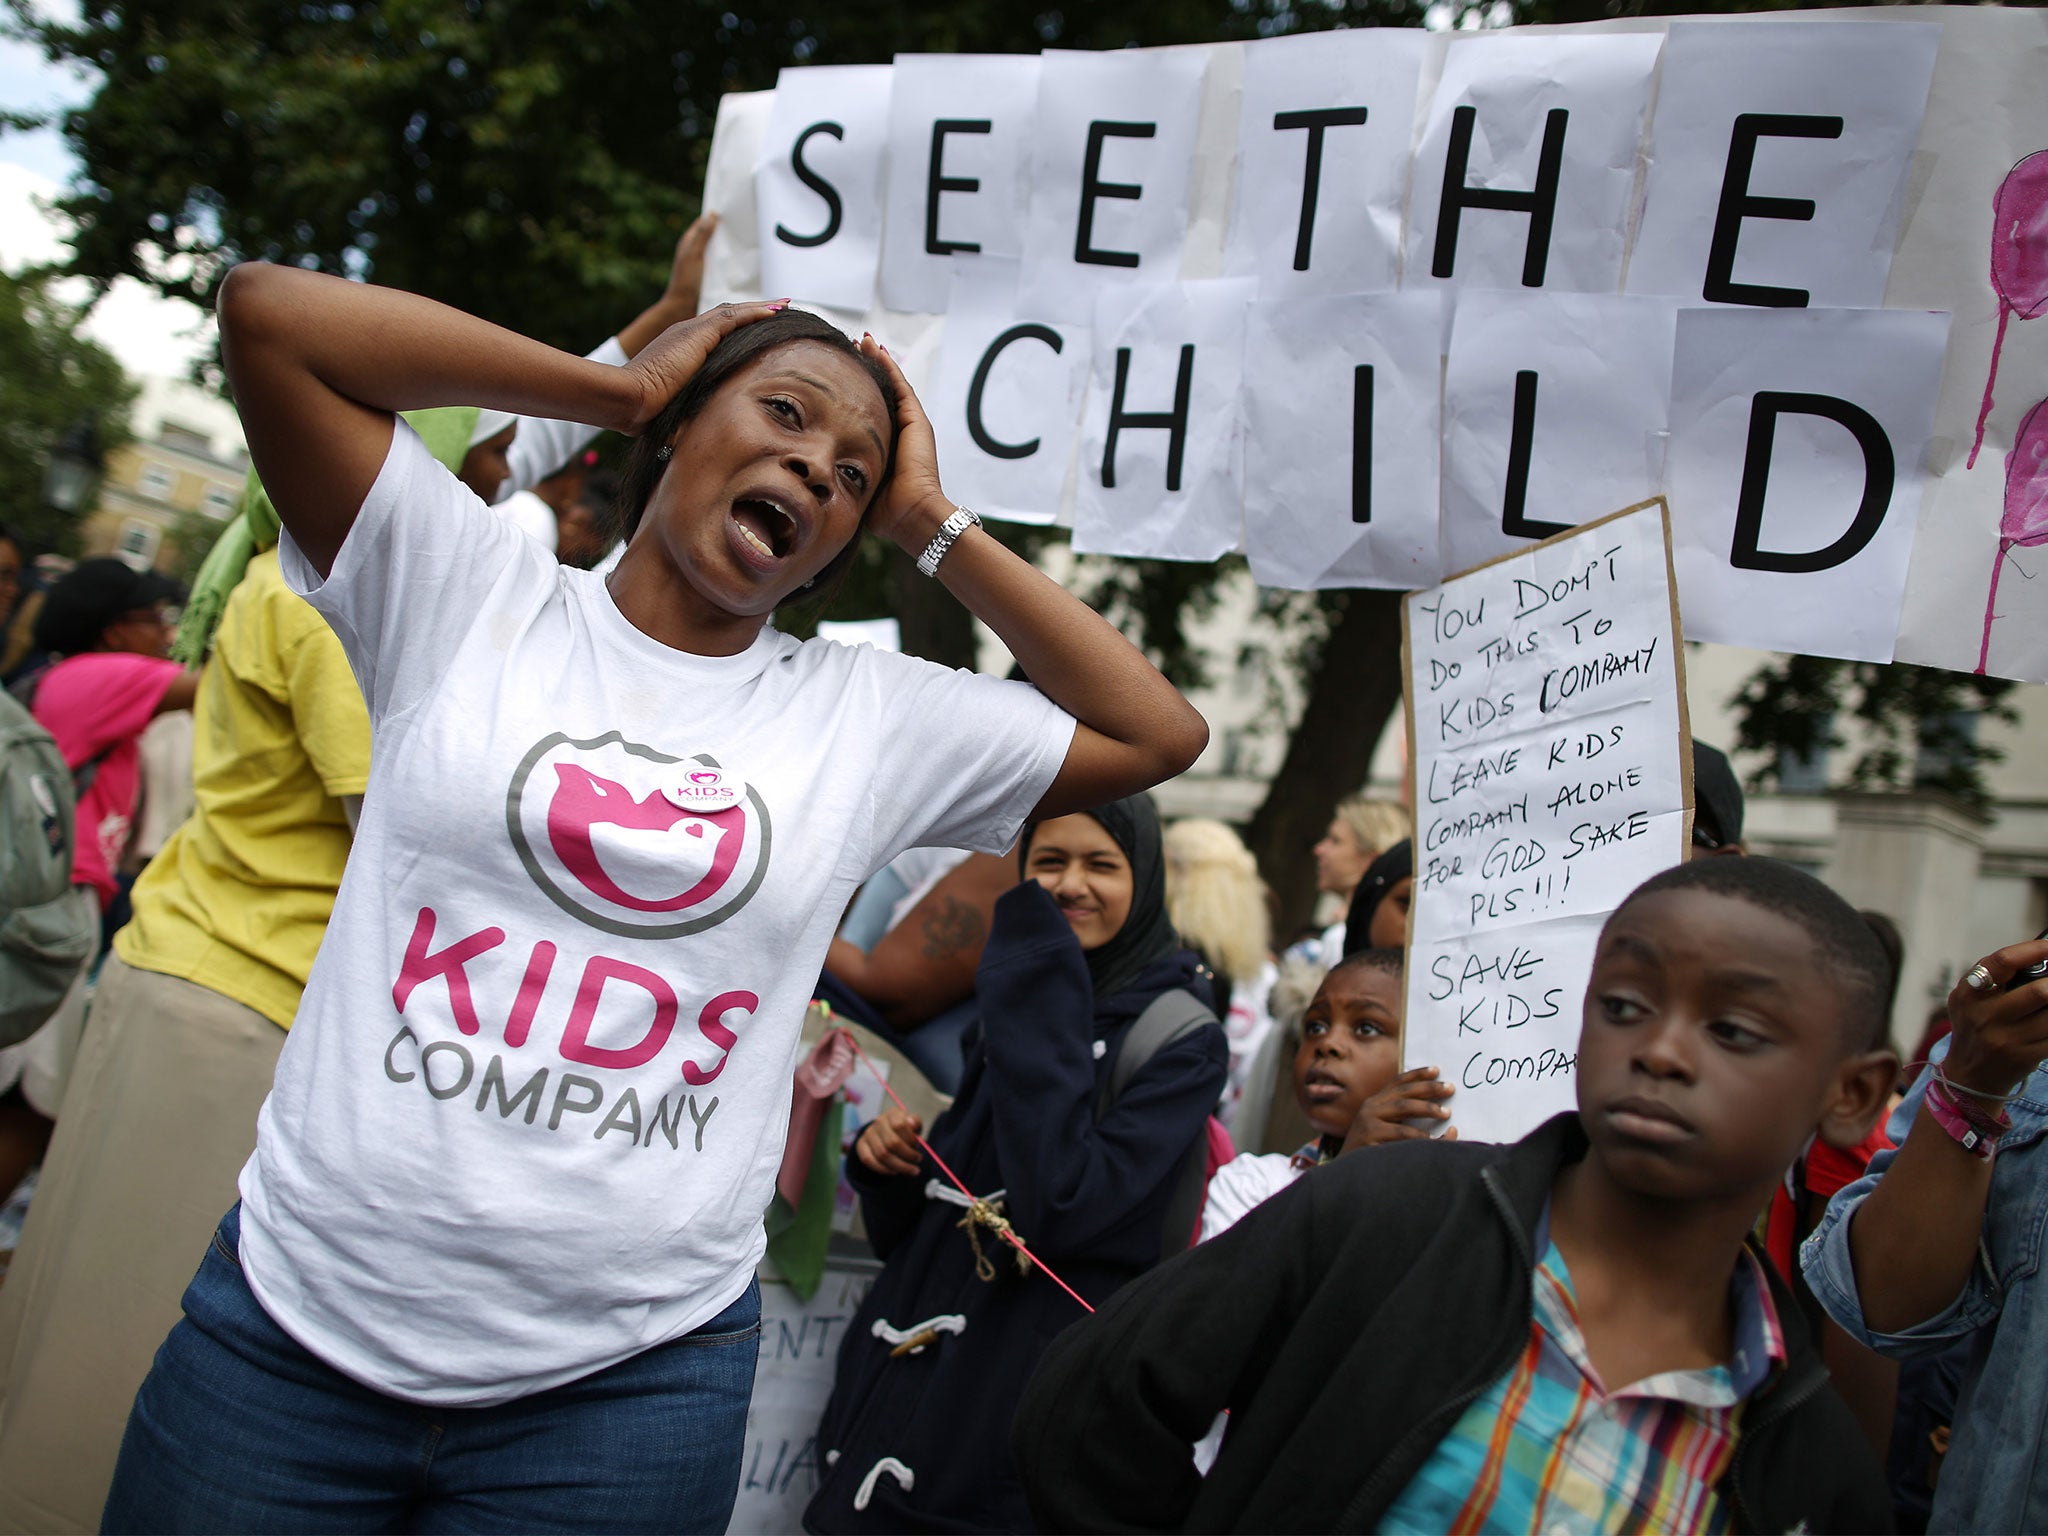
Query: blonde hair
1334 796 1411 863
1163 818 1273 984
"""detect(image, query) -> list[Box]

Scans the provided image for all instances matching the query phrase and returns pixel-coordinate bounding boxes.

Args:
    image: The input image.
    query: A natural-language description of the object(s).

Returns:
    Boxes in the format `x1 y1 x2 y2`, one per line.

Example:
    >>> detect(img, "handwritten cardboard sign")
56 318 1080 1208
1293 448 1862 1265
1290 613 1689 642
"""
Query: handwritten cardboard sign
1402 500 1692 1145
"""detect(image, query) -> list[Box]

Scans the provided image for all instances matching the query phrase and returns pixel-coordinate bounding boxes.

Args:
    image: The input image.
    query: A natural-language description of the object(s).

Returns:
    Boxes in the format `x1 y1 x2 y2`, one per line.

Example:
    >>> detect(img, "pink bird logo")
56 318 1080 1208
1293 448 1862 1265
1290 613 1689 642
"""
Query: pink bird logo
505 733 771 938
546 764 748 912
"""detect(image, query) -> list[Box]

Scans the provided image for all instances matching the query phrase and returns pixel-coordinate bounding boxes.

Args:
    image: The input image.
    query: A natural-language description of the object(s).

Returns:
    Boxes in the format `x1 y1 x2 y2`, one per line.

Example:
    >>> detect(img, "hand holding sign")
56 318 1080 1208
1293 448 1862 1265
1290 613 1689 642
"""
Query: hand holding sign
1341 1066 1459 1150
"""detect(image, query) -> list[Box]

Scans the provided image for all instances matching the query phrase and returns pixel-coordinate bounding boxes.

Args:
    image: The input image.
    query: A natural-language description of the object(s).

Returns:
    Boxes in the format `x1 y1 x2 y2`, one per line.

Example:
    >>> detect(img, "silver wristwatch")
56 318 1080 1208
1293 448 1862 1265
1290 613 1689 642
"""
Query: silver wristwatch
916 505 982 578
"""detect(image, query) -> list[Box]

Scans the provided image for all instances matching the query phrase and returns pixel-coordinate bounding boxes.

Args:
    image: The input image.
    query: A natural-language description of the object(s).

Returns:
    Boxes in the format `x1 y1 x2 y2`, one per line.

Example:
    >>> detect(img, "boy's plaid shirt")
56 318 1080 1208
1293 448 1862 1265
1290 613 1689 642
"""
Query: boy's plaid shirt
1379 1224 1787 1536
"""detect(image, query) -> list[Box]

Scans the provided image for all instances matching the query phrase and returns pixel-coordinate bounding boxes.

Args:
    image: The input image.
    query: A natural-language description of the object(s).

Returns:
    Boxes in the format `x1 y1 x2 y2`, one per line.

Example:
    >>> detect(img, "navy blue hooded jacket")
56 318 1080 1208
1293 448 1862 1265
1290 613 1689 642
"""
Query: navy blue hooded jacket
804 880 1227 1534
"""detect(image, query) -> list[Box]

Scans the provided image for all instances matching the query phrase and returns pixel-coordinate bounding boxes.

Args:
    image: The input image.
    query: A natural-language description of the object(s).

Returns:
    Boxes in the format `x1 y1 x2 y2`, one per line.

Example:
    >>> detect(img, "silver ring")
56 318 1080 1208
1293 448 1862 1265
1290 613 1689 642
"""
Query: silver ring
1964 963 1996 993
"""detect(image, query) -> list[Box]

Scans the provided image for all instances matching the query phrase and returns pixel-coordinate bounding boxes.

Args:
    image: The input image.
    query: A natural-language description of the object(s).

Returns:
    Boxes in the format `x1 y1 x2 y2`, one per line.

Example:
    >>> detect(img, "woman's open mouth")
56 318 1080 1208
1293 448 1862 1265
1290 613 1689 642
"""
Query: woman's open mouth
730 495 800 565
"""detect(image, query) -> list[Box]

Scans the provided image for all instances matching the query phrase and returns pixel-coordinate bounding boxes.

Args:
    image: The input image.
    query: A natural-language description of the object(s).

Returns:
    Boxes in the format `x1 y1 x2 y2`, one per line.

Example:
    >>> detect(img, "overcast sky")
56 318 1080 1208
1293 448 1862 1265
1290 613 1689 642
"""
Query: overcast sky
1 18 213 379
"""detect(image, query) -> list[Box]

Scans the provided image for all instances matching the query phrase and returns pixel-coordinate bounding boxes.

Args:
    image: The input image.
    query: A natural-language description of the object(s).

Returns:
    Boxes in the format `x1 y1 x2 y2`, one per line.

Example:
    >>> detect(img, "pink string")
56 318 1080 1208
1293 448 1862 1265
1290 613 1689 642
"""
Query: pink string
837 1018 1096 1315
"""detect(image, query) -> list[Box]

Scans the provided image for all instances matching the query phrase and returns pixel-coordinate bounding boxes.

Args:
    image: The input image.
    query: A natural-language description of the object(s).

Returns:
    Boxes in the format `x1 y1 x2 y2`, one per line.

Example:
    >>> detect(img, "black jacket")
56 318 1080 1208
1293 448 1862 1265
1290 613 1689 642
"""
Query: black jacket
804 882 1228 1534
1014 1114 1892 1534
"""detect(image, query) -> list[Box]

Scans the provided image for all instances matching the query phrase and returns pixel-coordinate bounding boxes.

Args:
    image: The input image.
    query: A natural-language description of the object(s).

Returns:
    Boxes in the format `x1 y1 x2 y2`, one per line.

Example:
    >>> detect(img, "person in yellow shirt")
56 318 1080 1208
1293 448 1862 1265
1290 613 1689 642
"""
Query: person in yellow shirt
0 440 390 1536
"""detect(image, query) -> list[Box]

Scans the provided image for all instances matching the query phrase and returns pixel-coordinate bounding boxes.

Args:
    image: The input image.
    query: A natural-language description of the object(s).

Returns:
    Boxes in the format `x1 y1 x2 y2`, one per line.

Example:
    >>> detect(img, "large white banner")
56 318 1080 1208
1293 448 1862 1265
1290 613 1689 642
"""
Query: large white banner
710 7 2048 682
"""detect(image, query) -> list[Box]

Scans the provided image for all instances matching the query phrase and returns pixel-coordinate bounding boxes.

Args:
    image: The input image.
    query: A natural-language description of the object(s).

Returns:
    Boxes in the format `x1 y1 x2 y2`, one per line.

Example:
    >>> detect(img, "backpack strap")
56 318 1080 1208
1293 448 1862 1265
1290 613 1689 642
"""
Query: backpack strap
1095 987 1217 1122
72 746 114 799
8 667 111 796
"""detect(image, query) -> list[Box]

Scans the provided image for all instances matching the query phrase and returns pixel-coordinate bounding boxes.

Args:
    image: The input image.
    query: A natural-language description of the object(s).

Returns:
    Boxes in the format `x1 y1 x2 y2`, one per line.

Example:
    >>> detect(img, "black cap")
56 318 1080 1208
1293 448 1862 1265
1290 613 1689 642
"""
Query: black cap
31 558 183 657
1691 741 1745 851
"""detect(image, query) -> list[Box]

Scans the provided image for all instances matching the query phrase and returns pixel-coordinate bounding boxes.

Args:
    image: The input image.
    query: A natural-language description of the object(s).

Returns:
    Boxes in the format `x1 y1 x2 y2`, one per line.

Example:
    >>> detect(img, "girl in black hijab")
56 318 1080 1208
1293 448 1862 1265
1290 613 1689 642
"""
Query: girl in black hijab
807 794 1227 1534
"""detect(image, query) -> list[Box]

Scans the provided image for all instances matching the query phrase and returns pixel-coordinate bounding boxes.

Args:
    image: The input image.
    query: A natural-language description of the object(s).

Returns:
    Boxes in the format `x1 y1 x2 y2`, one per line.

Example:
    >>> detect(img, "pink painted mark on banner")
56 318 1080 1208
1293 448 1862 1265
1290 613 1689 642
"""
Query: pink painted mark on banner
1969 151 2048 470
1977 396 2048 673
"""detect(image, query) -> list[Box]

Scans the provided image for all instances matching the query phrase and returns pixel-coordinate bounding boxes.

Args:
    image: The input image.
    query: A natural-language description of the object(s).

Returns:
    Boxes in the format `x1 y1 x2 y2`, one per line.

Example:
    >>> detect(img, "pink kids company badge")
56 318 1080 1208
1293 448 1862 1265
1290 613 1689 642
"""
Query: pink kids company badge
662 768 744 813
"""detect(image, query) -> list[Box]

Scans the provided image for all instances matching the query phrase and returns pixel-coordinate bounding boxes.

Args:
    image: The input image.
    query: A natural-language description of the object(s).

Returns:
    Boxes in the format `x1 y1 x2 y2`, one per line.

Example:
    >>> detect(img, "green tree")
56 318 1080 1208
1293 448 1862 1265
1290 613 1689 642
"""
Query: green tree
1730 655 2019 815
0 269 134 557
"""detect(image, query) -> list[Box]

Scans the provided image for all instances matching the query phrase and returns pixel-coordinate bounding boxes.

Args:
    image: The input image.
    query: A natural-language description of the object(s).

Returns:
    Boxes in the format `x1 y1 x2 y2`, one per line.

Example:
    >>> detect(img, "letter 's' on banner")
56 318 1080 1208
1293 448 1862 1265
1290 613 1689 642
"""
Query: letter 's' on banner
758 65 893 312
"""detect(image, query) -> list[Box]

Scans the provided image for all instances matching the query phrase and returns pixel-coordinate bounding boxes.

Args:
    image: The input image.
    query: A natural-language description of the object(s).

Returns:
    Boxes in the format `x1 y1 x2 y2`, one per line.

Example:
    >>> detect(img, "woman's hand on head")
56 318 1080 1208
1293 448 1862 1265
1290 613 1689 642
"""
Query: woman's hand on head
617 299 791 437
855 1104 925 1178
1339 1066 1456 1154
1944 936 2048 1095
858 334 952 550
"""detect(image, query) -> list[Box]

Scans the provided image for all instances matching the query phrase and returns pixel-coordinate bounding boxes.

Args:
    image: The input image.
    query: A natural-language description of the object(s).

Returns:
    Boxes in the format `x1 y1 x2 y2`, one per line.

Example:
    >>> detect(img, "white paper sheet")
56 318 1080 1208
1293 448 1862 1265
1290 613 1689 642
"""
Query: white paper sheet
1627 22 1940 310
1073 279 1252 561
757 66 894 313
1405 503 1689 1144
1223 28 1427 298
1241 290 1444 590
877 55 1041 315
927 262 1090 527
1441 291 1677 575
1016 49 1210 323
1404 33 1662 296
1667 305 1951 662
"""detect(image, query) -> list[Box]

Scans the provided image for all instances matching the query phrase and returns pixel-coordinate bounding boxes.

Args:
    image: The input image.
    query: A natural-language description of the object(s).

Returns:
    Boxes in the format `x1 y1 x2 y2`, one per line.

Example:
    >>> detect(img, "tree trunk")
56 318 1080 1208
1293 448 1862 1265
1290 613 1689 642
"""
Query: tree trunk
1245 588 1406 941
888 558 979 671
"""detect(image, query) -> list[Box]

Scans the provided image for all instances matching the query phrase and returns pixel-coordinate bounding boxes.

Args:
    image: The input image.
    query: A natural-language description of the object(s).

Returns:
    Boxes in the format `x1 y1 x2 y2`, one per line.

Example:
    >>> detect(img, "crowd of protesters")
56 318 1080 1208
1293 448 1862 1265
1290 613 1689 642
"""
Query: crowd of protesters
0 211 2040 1536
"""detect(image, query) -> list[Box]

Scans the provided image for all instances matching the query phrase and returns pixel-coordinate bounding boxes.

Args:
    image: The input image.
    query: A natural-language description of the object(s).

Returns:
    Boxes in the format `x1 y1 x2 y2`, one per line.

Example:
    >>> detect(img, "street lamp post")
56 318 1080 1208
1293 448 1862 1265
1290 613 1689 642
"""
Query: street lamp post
42 415 103 518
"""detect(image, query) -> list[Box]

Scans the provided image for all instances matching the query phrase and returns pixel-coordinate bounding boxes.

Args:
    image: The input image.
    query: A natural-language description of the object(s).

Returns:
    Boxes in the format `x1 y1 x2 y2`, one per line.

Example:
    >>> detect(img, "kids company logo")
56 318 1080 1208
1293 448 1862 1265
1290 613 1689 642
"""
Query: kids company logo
505 732 771 939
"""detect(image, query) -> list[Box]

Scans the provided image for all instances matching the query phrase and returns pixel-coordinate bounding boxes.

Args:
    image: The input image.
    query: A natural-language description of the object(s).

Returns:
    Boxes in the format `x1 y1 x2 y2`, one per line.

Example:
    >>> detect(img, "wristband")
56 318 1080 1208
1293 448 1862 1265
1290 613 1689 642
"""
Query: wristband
1925 1077 2006 1161
916 505 981 578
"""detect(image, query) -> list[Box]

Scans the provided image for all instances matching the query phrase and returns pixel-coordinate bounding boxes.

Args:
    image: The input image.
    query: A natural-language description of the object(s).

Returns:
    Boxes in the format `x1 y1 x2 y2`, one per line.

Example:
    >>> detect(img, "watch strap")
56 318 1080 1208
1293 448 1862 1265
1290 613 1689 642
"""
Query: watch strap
916 505 981 578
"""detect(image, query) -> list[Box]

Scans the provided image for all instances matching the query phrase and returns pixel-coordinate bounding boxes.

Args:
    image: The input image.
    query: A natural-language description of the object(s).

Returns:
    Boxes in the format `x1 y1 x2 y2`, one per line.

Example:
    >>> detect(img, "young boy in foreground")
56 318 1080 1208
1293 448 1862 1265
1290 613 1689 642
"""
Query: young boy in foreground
1013 857 1899 1533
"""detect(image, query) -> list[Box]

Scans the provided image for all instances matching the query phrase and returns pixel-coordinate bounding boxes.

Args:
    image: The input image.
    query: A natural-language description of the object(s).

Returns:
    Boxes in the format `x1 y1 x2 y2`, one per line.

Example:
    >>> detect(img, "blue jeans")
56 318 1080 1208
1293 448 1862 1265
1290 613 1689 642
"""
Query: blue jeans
103 1206 761 1534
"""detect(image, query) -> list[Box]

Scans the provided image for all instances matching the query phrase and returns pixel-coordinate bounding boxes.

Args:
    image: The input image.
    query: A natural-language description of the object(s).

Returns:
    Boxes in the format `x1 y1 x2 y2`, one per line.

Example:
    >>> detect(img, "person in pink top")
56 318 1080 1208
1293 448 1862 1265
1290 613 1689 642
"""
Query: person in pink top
0 560 197 1195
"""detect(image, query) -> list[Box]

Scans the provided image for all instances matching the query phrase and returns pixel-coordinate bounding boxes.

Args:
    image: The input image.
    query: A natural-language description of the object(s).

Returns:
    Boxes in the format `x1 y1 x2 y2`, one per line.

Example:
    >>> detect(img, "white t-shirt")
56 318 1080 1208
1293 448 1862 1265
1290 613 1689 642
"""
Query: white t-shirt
245 422 1074 1406
1198 1152 1304 1243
